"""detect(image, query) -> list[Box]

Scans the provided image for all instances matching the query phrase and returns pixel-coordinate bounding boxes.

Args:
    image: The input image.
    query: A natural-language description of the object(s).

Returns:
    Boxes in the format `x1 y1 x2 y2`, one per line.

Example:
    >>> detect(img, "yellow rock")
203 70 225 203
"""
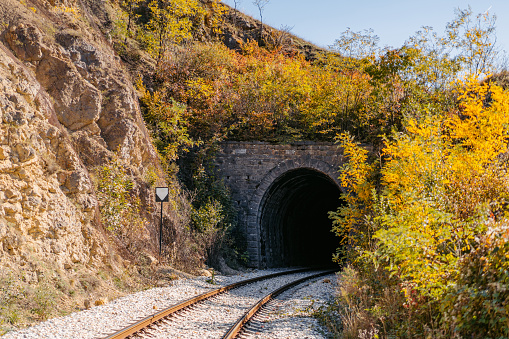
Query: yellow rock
94 298 108 306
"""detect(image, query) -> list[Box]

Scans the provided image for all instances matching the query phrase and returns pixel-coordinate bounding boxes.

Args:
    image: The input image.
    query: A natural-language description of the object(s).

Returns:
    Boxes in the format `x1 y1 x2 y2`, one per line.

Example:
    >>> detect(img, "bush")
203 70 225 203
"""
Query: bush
93 152 148 253
328 80 509 338
442 225 509 339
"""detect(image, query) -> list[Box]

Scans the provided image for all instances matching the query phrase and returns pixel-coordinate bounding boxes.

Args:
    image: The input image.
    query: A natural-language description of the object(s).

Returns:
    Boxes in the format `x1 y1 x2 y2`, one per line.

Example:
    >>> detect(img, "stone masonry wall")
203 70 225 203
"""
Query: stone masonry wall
215 141 344 267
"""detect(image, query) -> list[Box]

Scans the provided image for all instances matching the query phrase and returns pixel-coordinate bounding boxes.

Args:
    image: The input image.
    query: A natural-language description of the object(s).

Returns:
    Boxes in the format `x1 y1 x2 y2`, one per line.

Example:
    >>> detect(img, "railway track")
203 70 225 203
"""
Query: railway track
222 269 336 339
102 268 337 339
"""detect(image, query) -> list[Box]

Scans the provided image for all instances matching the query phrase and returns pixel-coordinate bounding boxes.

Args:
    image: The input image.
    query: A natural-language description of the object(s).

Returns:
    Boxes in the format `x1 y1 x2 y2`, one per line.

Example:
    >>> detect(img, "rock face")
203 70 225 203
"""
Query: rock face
0 42 104 270
220 5 325 61
0 0 159 287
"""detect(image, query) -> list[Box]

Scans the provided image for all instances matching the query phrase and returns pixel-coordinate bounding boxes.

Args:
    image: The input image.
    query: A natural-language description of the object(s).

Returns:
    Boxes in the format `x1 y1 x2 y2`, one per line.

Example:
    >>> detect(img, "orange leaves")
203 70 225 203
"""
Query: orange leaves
155 40 388 143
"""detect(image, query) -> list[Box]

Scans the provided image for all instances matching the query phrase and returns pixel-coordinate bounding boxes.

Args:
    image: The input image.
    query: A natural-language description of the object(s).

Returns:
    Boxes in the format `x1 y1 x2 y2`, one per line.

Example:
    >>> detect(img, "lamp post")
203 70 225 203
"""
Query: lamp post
155 187 169 257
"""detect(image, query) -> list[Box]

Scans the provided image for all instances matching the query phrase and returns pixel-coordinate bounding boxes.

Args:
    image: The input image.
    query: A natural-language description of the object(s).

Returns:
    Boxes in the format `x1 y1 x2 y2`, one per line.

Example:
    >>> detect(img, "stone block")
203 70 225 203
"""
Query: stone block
247 233 258 241
247 240 258 248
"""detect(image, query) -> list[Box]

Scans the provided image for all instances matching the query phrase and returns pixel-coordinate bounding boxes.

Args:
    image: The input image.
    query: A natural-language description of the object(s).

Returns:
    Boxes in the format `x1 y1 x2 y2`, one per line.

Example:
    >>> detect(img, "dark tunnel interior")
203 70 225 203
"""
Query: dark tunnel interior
259 168 343 267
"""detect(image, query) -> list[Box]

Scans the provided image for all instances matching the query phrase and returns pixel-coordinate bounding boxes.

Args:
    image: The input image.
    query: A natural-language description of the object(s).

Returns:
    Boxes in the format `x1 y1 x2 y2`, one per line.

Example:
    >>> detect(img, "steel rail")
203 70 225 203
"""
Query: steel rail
102 268 312 339
222 268 338 339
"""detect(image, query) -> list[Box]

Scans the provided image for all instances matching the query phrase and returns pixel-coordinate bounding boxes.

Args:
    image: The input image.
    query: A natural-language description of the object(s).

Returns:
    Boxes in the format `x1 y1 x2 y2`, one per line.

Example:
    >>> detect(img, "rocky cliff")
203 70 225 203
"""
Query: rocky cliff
0 0 162 330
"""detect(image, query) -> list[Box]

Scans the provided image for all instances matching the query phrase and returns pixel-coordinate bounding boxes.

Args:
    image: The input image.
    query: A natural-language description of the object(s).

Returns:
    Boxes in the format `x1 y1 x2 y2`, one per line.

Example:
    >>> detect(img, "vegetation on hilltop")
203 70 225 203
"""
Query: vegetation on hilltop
103 0 384 274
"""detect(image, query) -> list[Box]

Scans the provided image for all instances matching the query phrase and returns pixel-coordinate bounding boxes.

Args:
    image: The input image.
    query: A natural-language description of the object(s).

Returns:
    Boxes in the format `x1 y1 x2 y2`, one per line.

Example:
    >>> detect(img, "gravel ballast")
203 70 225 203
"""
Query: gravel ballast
3 269 337 339
240 273 337 339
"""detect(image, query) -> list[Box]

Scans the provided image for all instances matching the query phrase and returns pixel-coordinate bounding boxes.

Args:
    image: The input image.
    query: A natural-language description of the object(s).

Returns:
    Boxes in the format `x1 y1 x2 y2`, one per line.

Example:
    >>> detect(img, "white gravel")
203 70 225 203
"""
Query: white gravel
135 271 326 339
2 269 336 339
241 273 337 339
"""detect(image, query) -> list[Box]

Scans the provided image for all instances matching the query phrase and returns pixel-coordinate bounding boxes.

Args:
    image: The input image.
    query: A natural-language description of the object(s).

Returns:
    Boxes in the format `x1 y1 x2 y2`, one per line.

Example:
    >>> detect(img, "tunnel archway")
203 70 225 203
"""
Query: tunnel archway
258 168 343 267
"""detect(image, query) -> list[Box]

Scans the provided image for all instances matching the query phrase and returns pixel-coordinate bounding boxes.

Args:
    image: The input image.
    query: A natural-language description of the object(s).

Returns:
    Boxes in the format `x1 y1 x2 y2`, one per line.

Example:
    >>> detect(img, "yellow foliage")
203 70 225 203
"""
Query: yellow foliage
330 133 377 261
52 5 80 21
146 0 204 60
185 78 215 101
376 80 509 297
206 0 227 34
330 78 509 338
137 76 195 162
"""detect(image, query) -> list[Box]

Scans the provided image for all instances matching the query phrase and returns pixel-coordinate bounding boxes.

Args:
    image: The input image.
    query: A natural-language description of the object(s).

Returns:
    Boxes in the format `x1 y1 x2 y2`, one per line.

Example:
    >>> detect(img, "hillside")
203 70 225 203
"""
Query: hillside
114 0 330 97
218 3 327 60
0 0 333 332
0 0 170 332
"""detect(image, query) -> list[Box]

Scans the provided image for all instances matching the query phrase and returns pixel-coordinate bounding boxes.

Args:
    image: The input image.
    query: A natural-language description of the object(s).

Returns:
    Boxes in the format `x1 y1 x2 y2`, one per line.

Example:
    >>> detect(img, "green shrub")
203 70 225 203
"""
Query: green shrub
93 152 147 246
442 226 509 339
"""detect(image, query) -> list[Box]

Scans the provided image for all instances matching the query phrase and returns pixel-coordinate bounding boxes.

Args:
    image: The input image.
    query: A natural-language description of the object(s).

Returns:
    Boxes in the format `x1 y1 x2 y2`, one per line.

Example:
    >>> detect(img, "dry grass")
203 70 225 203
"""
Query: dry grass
0 254 174 336
314 266 409 339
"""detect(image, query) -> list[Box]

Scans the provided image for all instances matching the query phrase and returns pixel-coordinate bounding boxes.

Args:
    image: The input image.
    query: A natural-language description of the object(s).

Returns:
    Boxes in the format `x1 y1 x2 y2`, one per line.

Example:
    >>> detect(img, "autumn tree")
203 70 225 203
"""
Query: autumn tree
252 0 269 44
121 0 141 43
146 0 203 62
137 77 195 163
445 6 498 77
268 24 294 49
330 28 380 62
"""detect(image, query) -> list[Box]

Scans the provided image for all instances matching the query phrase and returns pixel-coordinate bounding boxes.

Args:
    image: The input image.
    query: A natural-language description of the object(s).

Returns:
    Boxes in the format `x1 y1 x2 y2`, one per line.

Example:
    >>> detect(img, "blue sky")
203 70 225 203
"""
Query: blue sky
221 0 509 55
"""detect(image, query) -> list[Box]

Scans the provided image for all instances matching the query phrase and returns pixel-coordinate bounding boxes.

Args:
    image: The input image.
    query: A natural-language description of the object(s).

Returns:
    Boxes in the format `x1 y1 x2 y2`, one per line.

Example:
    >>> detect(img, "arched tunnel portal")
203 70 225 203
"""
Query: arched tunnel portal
258 168 343 267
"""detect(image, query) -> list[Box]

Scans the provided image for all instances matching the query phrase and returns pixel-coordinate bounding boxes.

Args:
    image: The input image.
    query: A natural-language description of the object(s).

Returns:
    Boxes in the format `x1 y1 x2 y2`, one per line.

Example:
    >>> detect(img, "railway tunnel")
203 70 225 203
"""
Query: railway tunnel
258 168 343 267
215 141 351 268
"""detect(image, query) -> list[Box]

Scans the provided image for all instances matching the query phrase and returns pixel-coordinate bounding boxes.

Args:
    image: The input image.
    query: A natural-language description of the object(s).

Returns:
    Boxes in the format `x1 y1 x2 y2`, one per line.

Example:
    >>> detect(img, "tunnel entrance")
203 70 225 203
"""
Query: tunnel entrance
259 168 342 267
